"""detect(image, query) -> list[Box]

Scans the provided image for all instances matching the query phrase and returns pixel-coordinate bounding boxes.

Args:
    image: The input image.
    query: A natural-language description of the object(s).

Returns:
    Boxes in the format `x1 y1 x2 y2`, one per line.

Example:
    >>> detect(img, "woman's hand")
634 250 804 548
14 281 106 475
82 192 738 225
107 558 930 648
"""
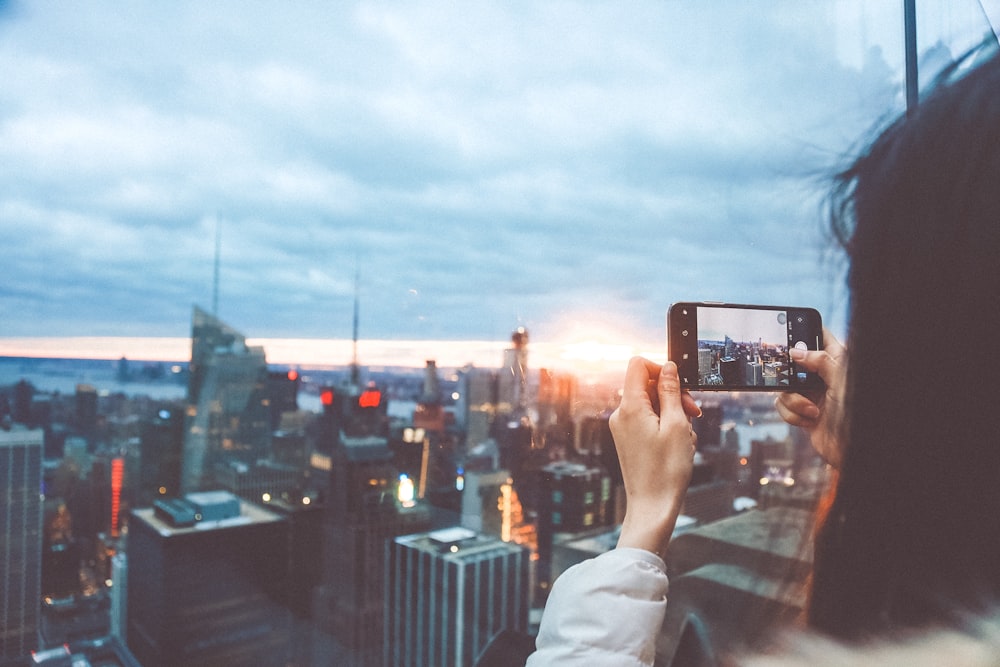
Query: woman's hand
610 357 701 557
774 329 846 468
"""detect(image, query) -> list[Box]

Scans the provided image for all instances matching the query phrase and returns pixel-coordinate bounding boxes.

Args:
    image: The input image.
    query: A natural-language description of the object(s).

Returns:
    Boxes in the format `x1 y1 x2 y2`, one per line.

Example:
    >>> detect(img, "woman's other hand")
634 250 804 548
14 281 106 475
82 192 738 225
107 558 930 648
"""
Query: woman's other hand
610 357 701 557
774 329 846 468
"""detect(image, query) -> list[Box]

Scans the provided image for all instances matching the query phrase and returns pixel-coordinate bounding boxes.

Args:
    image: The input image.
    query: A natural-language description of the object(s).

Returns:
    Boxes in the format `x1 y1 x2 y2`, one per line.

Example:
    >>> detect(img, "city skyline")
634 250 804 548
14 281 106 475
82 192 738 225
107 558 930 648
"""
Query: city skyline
696 307 789 349
0 332 651 375
6 2 998 353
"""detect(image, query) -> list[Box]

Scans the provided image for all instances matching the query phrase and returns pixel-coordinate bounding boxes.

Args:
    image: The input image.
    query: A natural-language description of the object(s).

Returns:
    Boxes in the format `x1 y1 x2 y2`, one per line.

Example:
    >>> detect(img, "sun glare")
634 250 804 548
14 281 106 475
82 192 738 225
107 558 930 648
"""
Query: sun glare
0 322 666 376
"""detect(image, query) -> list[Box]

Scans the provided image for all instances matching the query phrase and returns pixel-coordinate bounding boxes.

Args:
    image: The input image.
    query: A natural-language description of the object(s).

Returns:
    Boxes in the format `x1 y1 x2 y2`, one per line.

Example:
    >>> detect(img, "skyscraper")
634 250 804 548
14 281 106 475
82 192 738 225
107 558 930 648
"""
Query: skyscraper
318 378 431 665
109 551 127 641
0 426 44 663
73 382 99 440
458 367 497 454
385 527 530 667
497 327 530 416
323 441 429 660
535 461 612 599
137 403 184 504
126 491 292 667
182 306 269 492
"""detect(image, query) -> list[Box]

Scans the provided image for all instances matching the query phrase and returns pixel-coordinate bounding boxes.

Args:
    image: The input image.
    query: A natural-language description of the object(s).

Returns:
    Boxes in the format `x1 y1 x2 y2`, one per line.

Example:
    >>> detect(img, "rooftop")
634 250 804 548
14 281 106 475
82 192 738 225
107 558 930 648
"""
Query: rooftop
133 497 283 538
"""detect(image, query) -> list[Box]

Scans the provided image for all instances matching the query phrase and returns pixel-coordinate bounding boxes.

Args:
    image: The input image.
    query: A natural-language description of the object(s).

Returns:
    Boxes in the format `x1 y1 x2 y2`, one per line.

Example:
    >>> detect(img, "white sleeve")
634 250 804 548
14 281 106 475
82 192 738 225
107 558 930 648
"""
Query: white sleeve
526 547 669 667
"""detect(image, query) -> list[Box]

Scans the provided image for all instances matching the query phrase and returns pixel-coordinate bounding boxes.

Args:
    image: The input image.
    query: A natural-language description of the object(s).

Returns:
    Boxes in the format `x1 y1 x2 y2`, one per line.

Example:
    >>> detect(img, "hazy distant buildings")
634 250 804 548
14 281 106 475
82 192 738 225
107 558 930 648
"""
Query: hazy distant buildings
457 366 497 460
136 404 185 504
74 383 99 439
460 469 514 538
266 369 300 431
536 368 576 460
126 491 292 667
214 458 305 505
578 414 624 523
385 527 530 667
181 306 270 493
110 551 127 641
694 403 723 449
497 327 530 417
412 359 461 510
0 426 44 663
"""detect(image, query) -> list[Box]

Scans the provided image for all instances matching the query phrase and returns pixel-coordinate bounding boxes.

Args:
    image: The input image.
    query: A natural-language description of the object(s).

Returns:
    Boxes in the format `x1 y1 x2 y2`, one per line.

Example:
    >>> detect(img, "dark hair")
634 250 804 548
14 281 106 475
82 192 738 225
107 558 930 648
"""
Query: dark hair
812 44 1000 640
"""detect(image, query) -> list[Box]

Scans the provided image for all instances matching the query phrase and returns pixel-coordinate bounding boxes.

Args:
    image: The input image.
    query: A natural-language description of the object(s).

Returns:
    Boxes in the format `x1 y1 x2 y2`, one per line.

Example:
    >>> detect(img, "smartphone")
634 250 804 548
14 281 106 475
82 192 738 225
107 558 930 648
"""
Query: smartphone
667 302 824 391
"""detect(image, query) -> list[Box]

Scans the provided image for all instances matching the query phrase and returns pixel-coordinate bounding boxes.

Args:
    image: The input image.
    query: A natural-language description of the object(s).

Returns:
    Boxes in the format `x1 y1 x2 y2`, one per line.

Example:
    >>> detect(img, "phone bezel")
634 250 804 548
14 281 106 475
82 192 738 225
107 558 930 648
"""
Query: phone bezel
667 301 824 392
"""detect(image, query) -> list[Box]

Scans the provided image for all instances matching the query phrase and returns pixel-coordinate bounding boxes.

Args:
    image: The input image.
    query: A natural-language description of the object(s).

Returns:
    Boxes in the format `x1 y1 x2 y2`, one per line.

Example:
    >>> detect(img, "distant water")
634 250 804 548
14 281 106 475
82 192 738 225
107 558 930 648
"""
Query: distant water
0 357 418 416
0 357 187 400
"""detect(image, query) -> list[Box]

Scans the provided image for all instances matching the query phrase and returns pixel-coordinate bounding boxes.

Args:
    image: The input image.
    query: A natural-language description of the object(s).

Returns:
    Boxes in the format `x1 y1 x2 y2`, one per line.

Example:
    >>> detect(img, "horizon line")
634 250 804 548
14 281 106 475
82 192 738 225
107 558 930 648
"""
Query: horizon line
0 336 665 378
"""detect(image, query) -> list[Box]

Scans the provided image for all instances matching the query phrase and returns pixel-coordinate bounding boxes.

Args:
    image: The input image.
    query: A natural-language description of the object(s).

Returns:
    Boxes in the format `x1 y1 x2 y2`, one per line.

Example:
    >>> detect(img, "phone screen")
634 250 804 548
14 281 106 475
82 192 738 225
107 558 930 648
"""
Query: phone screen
668 302 823 391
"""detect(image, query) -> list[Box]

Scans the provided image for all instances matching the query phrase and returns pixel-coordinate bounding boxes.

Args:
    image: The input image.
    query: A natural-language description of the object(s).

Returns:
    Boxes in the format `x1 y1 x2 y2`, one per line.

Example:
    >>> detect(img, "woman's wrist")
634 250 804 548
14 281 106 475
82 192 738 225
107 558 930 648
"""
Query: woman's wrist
617 497 683 557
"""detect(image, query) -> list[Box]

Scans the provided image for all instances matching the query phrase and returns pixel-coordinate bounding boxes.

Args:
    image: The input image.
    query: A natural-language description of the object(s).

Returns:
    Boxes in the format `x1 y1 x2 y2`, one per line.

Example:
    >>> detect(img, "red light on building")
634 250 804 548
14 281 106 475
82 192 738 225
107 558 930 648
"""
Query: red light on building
321 388 335 406
358 389 382 408
111 457 124 537
287 369 299 382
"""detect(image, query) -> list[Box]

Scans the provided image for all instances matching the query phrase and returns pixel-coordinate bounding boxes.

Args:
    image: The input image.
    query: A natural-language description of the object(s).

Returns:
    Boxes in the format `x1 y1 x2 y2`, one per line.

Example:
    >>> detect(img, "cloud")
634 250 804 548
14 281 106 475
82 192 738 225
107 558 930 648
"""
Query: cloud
2 0 993 359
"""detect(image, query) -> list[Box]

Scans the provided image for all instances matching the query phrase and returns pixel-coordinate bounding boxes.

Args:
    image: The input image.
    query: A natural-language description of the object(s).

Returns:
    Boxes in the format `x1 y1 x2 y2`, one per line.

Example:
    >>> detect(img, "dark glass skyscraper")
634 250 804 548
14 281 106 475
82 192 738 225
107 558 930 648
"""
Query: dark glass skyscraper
318 379 431 665
0 426 44 663
182 306 269 492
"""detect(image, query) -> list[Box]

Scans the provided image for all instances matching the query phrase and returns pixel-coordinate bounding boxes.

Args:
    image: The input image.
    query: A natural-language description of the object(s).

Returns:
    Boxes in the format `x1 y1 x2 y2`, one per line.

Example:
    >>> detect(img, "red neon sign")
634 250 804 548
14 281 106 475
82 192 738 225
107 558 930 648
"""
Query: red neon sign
321 389 334 406
358 389 382 408
110 458 124 537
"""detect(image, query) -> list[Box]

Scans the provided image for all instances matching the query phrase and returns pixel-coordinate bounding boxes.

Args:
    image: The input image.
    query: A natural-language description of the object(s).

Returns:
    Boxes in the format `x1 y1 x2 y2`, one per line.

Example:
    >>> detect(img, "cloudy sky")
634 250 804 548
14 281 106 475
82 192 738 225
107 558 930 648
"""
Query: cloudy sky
1 1 997 369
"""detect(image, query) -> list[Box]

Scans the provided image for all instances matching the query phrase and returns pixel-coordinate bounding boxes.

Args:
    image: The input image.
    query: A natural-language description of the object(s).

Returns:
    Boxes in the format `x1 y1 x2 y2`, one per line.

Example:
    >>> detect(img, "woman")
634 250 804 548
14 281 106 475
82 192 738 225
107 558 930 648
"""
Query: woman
528 45 1000 665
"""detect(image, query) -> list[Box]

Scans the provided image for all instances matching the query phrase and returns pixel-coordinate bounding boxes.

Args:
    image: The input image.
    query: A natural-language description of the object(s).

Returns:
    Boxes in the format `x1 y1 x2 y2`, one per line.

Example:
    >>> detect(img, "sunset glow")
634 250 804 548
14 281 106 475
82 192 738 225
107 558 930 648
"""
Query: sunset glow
0 335 664 375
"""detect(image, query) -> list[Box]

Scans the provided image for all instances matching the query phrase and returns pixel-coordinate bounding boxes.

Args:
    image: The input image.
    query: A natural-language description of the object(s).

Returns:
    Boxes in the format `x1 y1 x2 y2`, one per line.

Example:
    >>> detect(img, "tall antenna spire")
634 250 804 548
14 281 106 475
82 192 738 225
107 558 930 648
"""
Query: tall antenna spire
212 218 221 317
350 264 360 388
904 0 918 117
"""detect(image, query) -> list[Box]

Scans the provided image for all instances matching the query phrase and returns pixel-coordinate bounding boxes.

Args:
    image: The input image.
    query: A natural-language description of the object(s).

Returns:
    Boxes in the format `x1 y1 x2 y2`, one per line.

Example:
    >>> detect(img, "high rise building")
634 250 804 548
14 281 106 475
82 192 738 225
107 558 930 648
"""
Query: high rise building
109 551 127 640
492 328 540 514
263 497 324 619
720 356 741 385
460 469 514 538
578 413 625 523
136 404 184 504
12 379 34 426
0 426 44 663
385 527 530 667
535 461 612 599
318 378 431 665
698 348 714 383
458 367 497 454
126 491 292 667
182 306 269 493
536 367 575 431
266 369 300 431
214 459 305 505
75 383 99 439
413 360 462 512
321 440 432 662
497 327 530 416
